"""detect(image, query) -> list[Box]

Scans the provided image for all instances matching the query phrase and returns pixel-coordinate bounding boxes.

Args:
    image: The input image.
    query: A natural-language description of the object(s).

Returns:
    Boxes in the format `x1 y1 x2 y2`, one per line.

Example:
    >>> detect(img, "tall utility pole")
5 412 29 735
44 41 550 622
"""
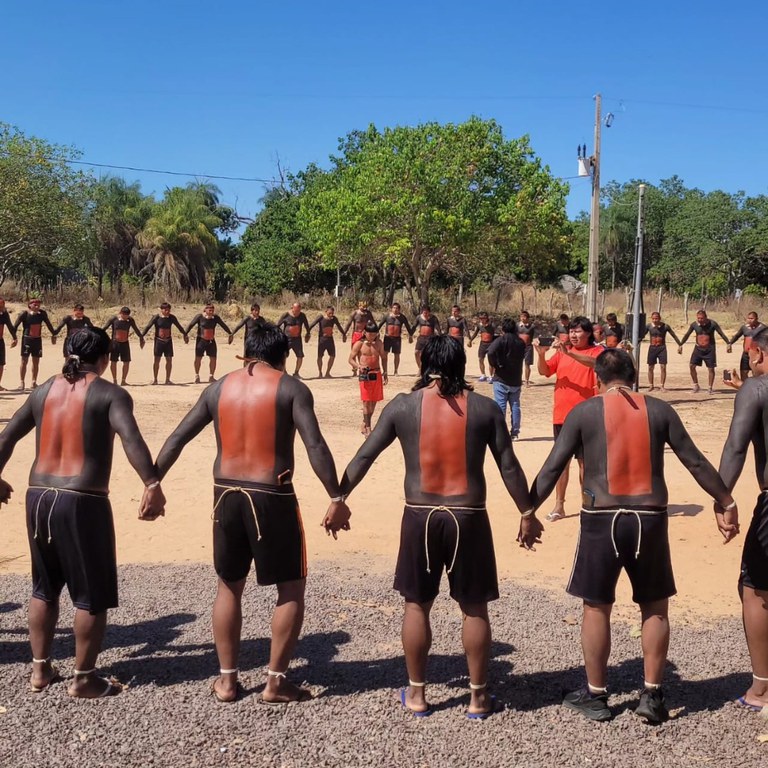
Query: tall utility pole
631 183 647 390
585 93 602 322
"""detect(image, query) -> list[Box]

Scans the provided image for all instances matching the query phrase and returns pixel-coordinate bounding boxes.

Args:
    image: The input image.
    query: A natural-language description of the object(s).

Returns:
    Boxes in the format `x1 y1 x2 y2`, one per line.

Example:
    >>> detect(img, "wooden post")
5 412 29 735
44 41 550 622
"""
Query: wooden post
684 292 690 324
656 286 663 313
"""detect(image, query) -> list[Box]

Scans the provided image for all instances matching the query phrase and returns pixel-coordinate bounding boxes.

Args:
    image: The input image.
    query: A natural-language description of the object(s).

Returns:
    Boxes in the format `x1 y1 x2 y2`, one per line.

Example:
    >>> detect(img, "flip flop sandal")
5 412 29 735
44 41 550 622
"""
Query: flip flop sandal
399 688 432 718
734 695 764 712
466 695 504 720
30 661 60 693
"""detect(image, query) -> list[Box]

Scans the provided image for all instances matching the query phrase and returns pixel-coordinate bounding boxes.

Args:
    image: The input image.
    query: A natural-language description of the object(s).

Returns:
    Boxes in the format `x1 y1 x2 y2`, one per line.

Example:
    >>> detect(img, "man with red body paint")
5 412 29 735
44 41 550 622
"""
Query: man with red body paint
340 335 539 719
155 324 351 704
529 349 736 724
0 327 165 698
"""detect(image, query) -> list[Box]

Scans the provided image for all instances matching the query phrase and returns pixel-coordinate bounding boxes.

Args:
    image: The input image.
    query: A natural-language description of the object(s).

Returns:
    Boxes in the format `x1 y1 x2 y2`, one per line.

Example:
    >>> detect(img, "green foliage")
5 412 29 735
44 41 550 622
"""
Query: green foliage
0 123 92 287
299 118 570 303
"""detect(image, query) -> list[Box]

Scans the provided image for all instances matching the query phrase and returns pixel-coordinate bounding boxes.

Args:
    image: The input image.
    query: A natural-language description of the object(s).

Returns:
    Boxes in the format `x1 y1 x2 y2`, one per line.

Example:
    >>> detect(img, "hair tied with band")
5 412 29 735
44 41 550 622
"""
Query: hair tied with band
68 354 80 362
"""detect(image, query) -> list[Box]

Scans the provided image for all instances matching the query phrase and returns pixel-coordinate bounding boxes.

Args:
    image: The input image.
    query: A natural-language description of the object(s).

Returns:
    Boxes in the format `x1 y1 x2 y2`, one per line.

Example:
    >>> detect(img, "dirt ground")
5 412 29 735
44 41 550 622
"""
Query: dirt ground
0 303 760 624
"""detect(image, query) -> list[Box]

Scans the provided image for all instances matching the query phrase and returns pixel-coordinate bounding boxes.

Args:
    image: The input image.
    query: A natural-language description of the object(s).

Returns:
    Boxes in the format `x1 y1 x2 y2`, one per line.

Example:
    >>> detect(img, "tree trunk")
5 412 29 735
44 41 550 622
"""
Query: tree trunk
656 287 663 313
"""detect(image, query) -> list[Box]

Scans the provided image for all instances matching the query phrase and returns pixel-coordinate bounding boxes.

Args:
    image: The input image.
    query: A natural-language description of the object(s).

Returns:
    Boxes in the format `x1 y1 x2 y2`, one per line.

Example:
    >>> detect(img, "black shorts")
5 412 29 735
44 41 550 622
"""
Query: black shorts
0 338 5 367
647 344 668 366
478 341 491 360
26 487 117 614
195 338 217 358
740 493 768 591
394 505 499 604
287 336 304 358
110 341 131 362
567 509 676 605
383 336 402 355
318 336 336 358
524 346 533 366
154 339 174 358
690 345 716 368
415 336 432 352
212 480 306 584
22 337 42 359
740 352 751 373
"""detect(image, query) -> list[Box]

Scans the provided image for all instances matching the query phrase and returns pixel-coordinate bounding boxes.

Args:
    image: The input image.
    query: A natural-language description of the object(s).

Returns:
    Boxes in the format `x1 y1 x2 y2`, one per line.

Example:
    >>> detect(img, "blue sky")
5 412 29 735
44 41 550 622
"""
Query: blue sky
2 0 767 223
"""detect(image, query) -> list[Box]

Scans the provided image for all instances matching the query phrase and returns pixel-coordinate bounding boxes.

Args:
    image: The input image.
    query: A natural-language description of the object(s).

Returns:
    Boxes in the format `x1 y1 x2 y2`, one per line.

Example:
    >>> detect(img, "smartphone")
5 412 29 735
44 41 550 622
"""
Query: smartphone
538 336 554 347
723 370 732 382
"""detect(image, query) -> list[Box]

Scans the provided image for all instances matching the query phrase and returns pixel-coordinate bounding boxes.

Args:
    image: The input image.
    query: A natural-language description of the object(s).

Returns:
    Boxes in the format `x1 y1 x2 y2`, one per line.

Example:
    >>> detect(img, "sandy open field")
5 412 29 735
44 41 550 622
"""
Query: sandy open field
0 303 759 624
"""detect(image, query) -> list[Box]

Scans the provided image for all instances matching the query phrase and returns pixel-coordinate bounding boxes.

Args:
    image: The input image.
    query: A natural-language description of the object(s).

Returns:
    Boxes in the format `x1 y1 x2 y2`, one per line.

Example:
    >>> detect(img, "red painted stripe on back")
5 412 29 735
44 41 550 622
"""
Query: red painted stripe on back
604 393 653 497
418 388 468 496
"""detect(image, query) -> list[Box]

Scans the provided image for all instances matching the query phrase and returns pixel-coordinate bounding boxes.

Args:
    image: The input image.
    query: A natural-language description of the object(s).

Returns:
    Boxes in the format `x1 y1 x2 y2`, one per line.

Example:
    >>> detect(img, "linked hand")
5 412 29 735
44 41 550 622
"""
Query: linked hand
714 502 739 543
139 484 167 521
321 500 351 540
10 339 17 348
516 513 544 551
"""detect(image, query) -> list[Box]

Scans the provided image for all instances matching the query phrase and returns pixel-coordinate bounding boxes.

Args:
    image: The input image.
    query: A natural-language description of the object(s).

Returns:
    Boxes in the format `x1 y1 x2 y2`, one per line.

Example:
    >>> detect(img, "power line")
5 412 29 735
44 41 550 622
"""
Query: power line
604 95 768 116
66 159 280 183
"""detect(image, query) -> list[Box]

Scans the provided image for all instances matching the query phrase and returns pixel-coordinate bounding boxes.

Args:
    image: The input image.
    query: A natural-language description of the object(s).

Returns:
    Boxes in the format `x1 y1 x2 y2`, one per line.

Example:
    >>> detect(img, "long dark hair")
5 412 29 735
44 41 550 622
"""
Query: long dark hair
62 327 111 381
413 336 473 397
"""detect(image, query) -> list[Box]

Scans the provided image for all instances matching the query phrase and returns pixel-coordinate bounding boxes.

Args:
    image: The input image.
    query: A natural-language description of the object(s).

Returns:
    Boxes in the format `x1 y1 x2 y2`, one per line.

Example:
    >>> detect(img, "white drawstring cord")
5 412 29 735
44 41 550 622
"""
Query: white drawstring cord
212 485 263 541
581 507 665 559
408 503 483 575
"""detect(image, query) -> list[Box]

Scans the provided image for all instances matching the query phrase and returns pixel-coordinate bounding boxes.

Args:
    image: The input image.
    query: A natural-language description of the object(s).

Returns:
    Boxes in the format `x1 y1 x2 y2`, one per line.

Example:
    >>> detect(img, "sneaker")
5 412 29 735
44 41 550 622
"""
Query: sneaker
634 687 669 725
510 431 519 440
477 375 488 382
562 687 612 722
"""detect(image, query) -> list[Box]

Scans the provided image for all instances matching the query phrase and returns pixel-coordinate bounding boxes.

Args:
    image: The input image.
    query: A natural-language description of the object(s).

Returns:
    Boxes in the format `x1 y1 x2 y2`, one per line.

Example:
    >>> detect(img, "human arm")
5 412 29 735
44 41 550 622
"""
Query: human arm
713 321 730 346
51 317 68 336
348 341 362 369
154 390 214 479
0 395 37 502
42 311 56 335
679 324 694 345
183 315 201 335
534 340 556 377
554 339 599 368
729 327 744 346
108 388 165 519
291 385 351 537
216 315 232 335
230 318 247 336
718 382 760 491
433 317 442 335
140 315 158 337
306 315 322 334
171 315 187 336
667 326 683 346
333 317 345 336
340 399 398 497
12 312 25 334
529 415 582 510
101 317 115 332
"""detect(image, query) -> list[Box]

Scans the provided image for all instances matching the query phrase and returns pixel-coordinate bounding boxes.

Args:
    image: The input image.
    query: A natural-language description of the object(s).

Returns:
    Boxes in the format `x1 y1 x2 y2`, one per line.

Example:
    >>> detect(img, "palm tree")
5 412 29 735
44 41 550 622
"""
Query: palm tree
138 186 221 295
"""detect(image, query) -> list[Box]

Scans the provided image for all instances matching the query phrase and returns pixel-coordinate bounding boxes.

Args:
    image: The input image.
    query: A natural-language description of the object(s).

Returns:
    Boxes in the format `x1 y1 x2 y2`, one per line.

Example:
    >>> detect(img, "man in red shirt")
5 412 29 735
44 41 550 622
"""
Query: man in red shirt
535 316 604 522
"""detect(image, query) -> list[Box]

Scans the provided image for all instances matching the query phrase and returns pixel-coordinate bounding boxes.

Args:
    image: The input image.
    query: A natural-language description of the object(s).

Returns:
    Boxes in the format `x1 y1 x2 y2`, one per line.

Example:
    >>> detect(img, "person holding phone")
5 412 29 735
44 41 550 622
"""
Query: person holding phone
349 321 388 437
154 324 351 704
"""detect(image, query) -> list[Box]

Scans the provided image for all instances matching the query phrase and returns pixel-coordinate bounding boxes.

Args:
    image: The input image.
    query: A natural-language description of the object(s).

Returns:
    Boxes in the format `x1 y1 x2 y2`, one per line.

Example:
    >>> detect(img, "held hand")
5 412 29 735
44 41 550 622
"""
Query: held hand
50 336 56 345
10 339 17 348
304 334 311 343
321 500 351 540
714 502 739 543
139 484 166 521
677 346 683 355
467 340 472 347
139 338 146 349
0 478 14 505
408 336 413 344
517 513 544 550
727 345 733 353
342 335 347 343
228 335 234 345
184 335 189 344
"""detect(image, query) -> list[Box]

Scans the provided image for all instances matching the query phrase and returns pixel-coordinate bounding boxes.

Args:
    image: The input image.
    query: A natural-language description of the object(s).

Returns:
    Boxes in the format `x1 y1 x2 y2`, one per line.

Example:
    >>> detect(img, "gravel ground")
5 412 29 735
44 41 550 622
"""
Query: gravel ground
1 561 766 768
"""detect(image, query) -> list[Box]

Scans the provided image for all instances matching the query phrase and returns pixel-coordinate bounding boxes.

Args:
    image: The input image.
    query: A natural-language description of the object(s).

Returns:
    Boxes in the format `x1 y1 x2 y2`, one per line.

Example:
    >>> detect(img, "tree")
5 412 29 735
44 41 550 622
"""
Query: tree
0 123 92 288
89 176 155 297
138 186 221 295
299 118 570 305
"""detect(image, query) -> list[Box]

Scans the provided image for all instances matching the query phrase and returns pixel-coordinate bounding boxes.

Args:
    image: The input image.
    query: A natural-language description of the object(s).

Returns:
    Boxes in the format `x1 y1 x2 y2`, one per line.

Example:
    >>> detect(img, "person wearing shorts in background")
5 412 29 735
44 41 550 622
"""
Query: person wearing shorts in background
640 312 682 391
445 305 470 347
349 321 387 437
554 313 571 347
340 335 540 719
534 316 604 522
102 306 144 386
13 299 56 391
154 324 351 704
469 312 497 383
308 306 346 378
277 302 311 378
530 349 736 724
679 309 731 394
141 303 188 385
729 312 766 381
230 303 269 366
0 326 165 698
378 303 413 376
52 304 93 358
0 297 18 391
517 311 536 386
185 303 233 384
413 306 441 373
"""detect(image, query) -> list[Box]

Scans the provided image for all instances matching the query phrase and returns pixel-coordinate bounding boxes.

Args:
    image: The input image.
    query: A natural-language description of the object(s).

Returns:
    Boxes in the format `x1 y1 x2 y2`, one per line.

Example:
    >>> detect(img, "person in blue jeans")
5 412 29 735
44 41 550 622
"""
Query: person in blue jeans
487 318 526 439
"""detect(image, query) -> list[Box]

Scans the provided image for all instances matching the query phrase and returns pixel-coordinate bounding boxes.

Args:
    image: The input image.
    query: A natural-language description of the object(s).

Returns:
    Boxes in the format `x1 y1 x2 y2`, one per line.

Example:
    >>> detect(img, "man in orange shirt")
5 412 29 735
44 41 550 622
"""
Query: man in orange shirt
535 316 604 522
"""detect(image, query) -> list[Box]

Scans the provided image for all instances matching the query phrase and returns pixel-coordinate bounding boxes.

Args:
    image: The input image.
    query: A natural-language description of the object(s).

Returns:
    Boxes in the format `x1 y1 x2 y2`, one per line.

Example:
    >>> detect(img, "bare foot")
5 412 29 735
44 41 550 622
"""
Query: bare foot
261 677 312 704
648 386 656 392
165 379 173 385
120 380 127 386
209 376 216 383
151 380 158 385
324 372 332 378
691 384 700 393
401 686 430 714
194 375 200 384
68 673 122 699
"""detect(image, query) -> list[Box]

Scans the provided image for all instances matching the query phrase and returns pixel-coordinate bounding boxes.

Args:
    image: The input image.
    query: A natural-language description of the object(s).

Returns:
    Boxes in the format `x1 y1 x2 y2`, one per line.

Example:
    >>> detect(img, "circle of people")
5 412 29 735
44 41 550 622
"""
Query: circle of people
0 301 765 725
